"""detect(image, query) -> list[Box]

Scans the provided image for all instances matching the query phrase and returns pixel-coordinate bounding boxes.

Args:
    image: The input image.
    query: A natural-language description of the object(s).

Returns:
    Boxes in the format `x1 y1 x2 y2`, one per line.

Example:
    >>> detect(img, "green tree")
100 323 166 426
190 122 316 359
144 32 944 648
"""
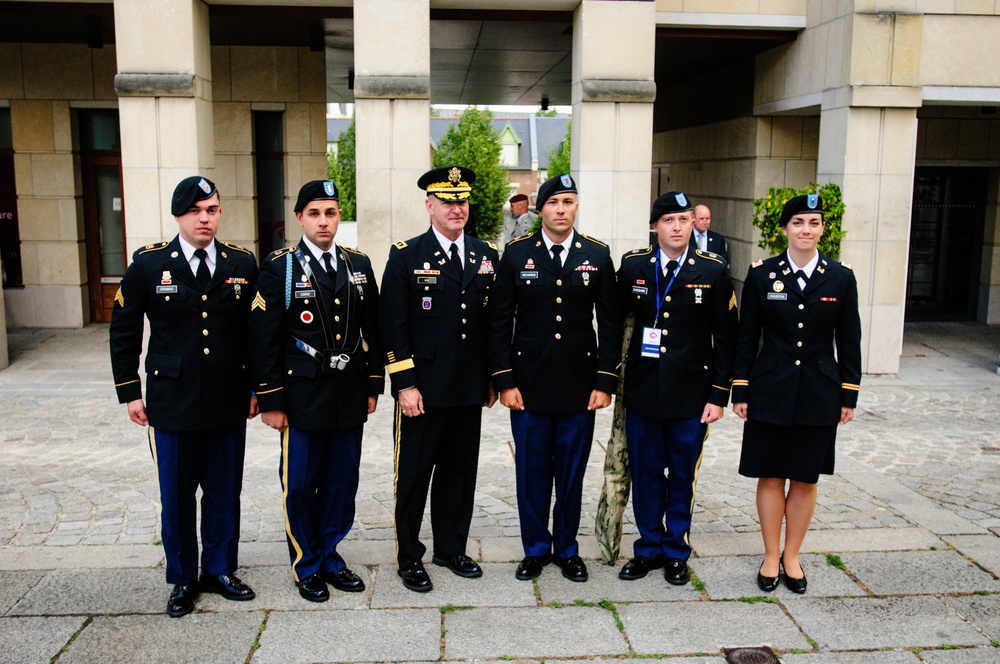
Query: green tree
327 120 356 221
545 121 571 181
432 107 508 240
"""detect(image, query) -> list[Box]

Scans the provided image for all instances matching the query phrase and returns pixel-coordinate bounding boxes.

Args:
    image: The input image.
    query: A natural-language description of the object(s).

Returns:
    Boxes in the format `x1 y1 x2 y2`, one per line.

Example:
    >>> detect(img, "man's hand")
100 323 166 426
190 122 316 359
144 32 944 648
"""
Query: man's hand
484 385 497 408
587 390 612 411
248 394 259 420
368 395 379 415
701 403 723 424
262 410 289 430
499 387 525 410
398 387 424 417
840 407 855 425
732 402 748 421
127 399 148 426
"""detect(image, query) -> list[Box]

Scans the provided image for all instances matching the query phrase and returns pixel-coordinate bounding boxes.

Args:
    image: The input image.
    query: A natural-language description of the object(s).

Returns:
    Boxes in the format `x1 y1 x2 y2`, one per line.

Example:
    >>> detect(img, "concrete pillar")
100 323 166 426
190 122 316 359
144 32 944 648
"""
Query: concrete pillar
114 0 215 256
0 256 7 369
981 170 1000 324
353 0 430 272
570 0 656 260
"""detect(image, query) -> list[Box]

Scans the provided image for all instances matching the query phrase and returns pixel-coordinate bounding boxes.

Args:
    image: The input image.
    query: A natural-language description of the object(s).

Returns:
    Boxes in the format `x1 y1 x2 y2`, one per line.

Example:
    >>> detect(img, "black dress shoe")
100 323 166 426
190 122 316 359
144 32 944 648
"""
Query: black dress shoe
515 554 551 580
756 561 780 592
398 561 433 592
167 582 199 618
553 555 589 582
664 558 690 586
432 554 483 578
199 573 256 601
320 568 366 593
781 555 807 594
618 555 664 580
296 573 330 602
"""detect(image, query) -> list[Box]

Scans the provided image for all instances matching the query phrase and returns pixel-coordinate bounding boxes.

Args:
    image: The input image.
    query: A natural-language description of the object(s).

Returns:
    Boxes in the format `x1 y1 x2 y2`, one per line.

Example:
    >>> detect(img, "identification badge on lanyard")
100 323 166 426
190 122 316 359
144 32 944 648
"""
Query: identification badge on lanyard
641 327 662 358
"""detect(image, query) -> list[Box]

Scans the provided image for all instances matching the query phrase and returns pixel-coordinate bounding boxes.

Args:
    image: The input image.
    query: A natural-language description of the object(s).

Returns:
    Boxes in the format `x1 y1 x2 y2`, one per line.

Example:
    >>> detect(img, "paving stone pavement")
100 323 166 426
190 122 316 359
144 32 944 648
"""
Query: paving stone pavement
0 321 998 663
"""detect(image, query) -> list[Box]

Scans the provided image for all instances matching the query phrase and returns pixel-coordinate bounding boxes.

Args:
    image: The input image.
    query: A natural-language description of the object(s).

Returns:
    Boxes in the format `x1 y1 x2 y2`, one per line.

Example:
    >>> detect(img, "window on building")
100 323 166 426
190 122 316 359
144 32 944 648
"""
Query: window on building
0 108 22 288
498 123 522 168
254 112 285 260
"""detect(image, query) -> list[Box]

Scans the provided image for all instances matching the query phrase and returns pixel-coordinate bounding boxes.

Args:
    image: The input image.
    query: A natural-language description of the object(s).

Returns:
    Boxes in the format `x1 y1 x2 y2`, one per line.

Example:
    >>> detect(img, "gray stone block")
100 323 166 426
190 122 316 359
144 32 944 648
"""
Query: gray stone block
0 616 85 664
945 535 1000 577
785 596 991 650
941 594 1000 641
919 648 1000 663
0 544 163 570
692 528 940 558
537 558 700 604
198 565 372 612
619 601 811 655
843 550 1000 595
695 555 861 600
59 612 262 664
0 571 45 615
444 606 629 659
370 563 536 608
255 608 440 663
9 569 164 615
783 652 920 663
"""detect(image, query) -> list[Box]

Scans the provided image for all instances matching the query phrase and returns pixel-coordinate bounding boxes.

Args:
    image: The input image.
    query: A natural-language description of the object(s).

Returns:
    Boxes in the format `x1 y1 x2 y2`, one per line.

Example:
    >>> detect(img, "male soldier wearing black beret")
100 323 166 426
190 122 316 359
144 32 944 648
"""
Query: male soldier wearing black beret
379 166 499 592
489 173 622 582
249 180 383 602
616 191 737 586
110 176 259 617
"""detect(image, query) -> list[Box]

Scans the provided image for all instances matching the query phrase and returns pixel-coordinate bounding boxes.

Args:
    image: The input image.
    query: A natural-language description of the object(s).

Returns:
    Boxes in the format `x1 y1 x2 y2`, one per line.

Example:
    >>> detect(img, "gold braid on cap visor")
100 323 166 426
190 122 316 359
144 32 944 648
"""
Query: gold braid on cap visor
426 181 472 200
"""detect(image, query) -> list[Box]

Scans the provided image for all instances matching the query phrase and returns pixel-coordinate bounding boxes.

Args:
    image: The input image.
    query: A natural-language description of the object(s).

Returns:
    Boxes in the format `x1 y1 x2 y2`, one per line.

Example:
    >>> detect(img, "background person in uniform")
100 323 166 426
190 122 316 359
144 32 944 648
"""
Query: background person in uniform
504 193 536 243
109 176 258 617
249 180 383 603
379 166 499 592
689 204 729 266
616 191 738 586
489 173 621 583
731 194 861 594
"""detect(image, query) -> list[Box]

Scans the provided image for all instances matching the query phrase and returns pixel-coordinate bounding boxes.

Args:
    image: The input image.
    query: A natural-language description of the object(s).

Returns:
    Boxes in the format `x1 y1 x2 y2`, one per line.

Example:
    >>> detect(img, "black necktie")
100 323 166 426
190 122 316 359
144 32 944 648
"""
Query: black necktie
193 248 210 288
450 243 462 276
665 259 678 278
321 251 337 287
551 244 564 270
796 269 809 290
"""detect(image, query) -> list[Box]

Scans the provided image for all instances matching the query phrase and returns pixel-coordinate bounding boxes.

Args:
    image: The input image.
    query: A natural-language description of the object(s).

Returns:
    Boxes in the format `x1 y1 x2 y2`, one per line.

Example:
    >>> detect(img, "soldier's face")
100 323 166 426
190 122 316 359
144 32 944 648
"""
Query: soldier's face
426 196 468 239
782 213 824 252
296 200 341 251
511 200 527 216
175 195 221 249
540 193 577 242
651 211 693 256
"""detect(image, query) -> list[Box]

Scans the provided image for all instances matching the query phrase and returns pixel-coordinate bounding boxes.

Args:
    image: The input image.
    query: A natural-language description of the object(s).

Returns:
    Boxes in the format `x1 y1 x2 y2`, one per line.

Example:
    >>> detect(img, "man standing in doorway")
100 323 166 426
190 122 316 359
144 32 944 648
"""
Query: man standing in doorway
380 166 499 592
249 180 383 603
689 204 729 266
489 173 622 582
110 176 258 617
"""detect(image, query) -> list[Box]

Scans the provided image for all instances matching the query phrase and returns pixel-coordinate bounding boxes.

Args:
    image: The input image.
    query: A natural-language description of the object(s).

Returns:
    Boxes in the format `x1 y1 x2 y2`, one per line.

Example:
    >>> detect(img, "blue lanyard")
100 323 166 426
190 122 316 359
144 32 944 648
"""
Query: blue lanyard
653 247 678 328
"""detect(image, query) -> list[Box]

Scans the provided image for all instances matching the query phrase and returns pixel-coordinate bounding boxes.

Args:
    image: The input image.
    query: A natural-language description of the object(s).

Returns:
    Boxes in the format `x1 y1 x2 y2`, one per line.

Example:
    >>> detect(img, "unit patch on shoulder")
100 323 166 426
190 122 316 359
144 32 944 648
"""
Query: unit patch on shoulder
751 259 764 268
394 240 408 250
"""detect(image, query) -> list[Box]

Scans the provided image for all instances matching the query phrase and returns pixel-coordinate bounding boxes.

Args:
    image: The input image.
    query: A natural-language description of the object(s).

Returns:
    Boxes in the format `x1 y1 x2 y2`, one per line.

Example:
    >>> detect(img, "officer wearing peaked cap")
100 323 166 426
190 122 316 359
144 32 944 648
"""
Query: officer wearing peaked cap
110 176 259 617
248 179 383 603
489 173 623 583
616 191 738 587
379 166 499 592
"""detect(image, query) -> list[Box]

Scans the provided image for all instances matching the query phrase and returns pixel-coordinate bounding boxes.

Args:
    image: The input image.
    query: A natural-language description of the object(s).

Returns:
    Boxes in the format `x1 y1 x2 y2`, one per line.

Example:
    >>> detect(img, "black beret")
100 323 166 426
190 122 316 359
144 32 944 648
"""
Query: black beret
536 173 577 210
649 191 692 224
779 194 825 226
294 180 339 213
171 176 217 216
418 166 475 200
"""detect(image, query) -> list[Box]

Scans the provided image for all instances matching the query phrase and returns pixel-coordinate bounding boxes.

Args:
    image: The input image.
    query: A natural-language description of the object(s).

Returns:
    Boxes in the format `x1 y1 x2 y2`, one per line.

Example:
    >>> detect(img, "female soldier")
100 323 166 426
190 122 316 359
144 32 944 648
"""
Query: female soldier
731 194 861 593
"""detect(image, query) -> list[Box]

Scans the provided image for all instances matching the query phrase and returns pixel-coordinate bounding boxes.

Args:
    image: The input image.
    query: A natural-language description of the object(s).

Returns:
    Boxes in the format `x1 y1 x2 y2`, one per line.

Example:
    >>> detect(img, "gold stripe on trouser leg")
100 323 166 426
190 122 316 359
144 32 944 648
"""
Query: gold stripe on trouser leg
684 424 710 547
392 401 402 563
148 427 158 466
280 426 305 582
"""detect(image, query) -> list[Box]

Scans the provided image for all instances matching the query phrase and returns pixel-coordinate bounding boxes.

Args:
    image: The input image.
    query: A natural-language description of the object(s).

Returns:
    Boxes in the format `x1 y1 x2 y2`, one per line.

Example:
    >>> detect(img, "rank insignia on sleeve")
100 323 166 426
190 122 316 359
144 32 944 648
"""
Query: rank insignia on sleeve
114 287 124 307
729 292 737 310
251 292 267 312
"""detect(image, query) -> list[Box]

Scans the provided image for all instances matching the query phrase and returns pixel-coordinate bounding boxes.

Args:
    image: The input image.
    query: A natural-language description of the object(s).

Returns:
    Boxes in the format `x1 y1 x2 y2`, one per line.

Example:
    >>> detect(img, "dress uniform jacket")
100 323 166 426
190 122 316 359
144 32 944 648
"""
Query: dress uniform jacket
689 230 729 265
617 247 738 420
249 240 384 429
380 228 499 406
110 236 258 430
731 252 861 426
489 231 622 412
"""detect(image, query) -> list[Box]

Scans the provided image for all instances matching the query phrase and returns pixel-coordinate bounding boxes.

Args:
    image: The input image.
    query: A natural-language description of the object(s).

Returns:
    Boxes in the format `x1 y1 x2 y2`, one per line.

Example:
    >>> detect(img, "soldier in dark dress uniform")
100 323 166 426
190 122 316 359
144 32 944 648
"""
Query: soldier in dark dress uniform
616 192 738 586
732 194 862 594
110 176 258 617
380 166 499 592
489 173 622 582
249 180 383 602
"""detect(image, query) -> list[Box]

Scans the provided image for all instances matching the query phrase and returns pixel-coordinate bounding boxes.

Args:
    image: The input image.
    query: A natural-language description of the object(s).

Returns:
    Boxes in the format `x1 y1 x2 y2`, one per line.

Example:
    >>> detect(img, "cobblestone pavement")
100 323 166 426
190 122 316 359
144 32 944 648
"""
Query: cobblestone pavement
0 322 998 663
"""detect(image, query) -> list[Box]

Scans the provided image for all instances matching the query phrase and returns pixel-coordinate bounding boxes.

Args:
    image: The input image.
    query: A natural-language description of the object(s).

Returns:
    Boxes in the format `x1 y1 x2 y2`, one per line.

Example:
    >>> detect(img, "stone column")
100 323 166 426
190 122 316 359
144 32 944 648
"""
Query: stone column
982 171 1000 324
114 0 215 256
0 256 7 369
570 0 656 260
353 0 430 272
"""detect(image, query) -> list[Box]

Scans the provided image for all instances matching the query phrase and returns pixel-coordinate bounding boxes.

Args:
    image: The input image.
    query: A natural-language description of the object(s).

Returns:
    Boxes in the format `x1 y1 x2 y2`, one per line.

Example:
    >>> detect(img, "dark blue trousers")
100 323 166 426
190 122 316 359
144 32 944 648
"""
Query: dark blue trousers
279 424 363 582
148 426 246 585
625 412 707 562
511 409 595 559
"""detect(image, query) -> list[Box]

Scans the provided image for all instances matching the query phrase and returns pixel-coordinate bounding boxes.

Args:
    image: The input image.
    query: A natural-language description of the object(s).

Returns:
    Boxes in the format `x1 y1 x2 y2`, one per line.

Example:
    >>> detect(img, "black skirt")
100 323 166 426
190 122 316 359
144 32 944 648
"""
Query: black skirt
738 419 837 484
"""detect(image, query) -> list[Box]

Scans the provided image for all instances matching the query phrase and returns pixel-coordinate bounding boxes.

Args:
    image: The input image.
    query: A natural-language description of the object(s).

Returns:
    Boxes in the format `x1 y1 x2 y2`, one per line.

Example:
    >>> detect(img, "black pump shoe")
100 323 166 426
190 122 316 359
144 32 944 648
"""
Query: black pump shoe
780 554 807 594
756 561 780 592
